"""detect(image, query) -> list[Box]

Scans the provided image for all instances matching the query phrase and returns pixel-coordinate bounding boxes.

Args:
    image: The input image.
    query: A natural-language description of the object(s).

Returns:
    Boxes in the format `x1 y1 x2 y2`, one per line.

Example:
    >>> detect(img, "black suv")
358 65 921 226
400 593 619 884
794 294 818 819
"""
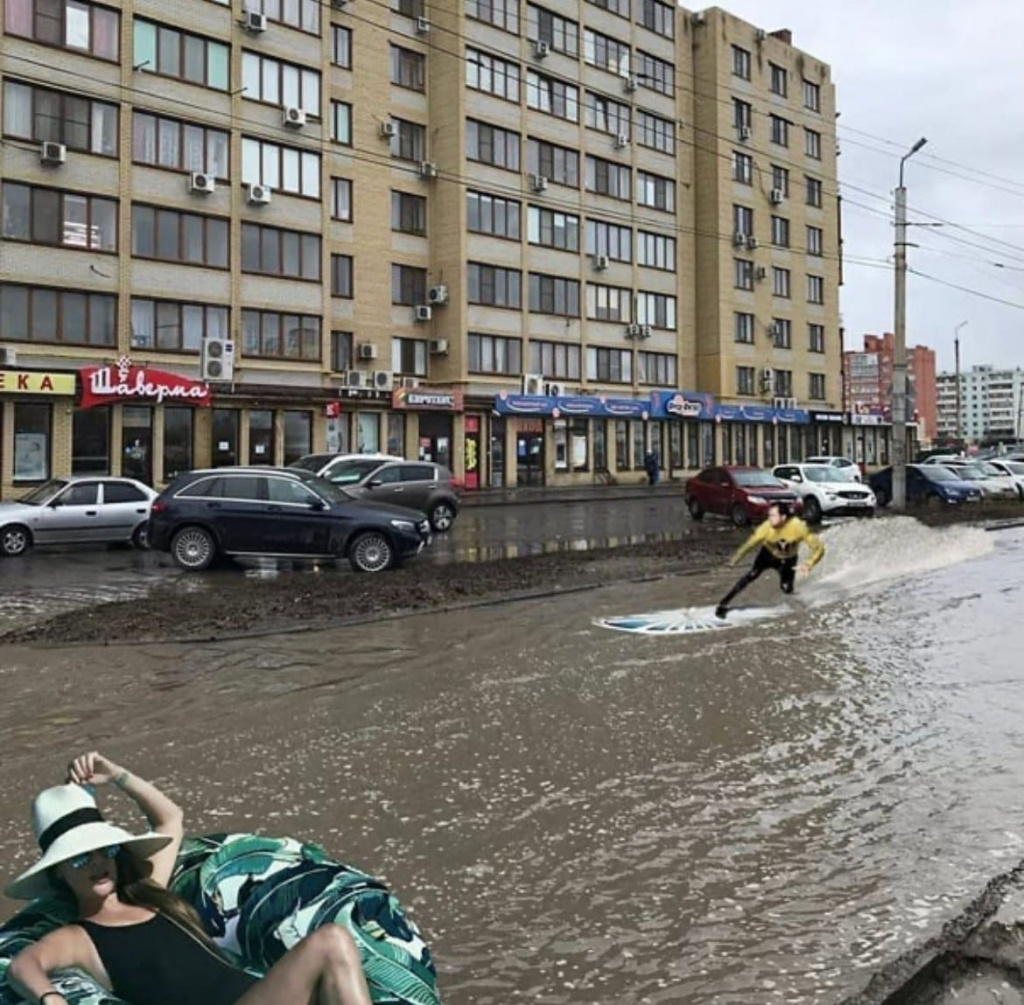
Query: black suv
148 467 431 573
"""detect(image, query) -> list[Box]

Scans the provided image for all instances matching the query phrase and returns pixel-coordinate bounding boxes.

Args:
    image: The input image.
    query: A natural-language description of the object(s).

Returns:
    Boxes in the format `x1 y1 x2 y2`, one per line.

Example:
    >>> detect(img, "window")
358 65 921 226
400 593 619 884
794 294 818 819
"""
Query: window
637 171 675 212
529 4 578 55
809 373 826 400
637 351 676 386
806 225 823 257
584 28 630 75
130 299 227 351
467 191 520 239
736 366 755 396
803 79 821 112
330 254 353 298
468 334 522 375
806 176 823 208
640 0 674 39
391 191 426 235
331 25 351 67
732 45 751 80
586 346 632 384
615 419 629 470
390 45 425 91
330 102 352 145
5 0 119 60
14 402 51 481
772 266 791 298
808 275 824 304
734 258 754 290
241 309 321 360
132 20 228 90
0 283 116 346
586 283 631 322
392 337 428 376
772 318 792 348
2 80 117 156
526 71 578 122
587 220 632 262
806 129 822 160
330 331 353 371
734 99 752 135
331 178 353 222
2 183 117 252
734 312 754 344
242 52 320 115
393 0 424 18
636 291 676 329
773 369 793 397
770 115 790 147
467 0 519 33
391 264 427 306
246 0 318 33
466 48 520 102
282 413 312 467
585 156 631 200
131 205 228 267
809 323 825 353
466 119 520 170
529 274 580 317
733 150 753 184
528 206 580 252
584 92 630 138
72 409 110 475
132 112 229 178
241 223 321 281
733 204 753 237
772 164 790 197
163 408 193 480
637 230 674 270
530 340 581 379
390 118 425 162
635 51 673 96
635 110 674 155
527 139 578 187
769 62 788 97
241 138 320 198
771 215 790 248
587 0 629 16
467 263 522 308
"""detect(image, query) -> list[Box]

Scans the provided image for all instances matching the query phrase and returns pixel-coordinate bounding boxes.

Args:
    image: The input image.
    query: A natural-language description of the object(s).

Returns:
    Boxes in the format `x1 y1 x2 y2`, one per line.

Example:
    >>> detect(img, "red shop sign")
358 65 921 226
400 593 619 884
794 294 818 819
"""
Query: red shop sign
80 357 211 409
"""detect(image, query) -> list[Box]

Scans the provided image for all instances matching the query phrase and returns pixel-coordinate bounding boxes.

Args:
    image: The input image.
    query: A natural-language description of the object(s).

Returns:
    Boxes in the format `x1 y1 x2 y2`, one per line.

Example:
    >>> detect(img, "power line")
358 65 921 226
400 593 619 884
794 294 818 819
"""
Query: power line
908 269 1024 311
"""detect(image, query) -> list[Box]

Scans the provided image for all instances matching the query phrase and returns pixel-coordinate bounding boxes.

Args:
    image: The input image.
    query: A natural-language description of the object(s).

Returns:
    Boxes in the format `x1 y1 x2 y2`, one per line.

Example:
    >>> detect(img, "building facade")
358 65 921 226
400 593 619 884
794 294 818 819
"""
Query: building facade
0 0 844 497
936 365 1024 445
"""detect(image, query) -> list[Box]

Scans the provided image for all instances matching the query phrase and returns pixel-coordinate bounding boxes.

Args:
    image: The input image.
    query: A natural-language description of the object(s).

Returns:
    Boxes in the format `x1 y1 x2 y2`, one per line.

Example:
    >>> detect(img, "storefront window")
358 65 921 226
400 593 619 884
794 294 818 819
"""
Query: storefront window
248 410 274 465
571 418 588 472
593 419 607 471
357 412 379 453
866 430 877 465
669 424 682 470
163 407 193 480
419 414 452 468
791 427 803 461
122 406 153 485
213 408 240 466
283 411 311 465
778 426 789 463
749 425 759 467
615 420 629 471
763 426 775 468
13 402 50 482
386 414 405 457
632 421 645 470
553 419 568 471
72 408 110 475
490 416 505 487
327 413 350 453
735 425 747 465
686 424 699 470
722 425 734 465
701 422 715 468
879 429 890 466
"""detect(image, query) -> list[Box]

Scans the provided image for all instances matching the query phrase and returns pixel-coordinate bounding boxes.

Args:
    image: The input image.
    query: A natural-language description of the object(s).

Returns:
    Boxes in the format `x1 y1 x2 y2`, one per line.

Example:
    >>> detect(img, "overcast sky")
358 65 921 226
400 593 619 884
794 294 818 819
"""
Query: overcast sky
712 0 1024 372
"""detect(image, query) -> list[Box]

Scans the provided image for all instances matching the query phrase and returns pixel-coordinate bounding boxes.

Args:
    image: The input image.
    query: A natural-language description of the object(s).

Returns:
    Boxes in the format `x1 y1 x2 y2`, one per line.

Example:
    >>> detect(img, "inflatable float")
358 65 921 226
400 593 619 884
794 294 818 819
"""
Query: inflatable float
0 833 441 1005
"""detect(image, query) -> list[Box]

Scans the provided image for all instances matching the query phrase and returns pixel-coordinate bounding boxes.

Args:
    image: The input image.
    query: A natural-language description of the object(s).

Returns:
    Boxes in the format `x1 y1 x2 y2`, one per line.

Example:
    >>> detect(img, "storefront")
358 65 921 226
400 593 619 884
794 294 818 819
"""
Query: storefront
711 402 811 469
808 410 846 457
390 386 465 479
849 412 892 468
649 391 717 472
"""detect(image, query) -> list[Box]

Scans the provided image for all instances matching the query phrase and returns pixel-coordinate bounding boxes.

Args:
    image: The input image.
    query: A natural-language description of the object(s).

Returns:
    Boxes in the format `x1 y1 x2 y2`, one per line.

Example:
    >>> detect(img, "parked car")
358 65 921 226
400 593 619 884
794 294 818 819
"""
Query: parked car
292 456 460 533
289 453 403 477
920 454 964 465
685 466 803 527
868 464 984 507
940 461 1020 501
0 477 156 557
805 455 862 482
771 463 876 522
986 458 1024 499
148 467 431 573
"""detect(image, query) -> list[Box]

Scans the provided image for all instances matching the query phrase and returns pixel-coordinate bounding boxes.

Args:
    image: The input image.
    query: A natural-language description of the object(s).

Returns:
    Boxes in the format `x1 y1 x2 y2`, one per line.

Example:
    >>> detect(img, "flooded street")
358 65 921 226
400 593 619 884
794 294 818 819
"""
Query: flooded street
1 518 1022 1004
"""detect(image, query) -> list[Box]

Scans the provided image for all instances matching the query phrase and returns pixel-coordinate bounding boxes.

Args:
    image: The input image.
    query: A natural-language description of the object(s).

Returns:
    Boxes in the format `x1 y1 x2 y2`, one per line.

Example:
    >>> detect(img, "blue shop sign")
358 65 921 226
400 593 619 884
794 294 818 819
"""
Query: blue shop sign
714 402 810 424
493 391 650 419
650 390 716 421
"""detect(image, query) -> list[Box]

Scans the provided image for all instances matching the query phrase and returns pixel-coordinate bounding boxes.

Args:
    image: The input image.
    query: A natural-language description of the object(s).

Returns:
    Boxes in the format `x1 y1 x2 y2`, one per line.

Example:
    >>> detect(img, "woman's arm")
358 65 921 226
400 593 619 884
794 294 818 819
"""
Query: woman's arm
8 926 101 1004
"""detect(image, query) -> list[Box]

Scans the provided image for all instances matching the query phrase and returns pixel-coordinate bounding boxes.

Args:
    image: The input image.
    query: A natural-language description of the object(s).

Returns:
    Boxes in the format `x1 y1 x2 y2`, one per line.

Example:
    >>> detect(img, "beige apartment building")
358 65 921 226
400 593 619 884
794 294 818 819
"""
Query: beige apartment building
0 0 842 494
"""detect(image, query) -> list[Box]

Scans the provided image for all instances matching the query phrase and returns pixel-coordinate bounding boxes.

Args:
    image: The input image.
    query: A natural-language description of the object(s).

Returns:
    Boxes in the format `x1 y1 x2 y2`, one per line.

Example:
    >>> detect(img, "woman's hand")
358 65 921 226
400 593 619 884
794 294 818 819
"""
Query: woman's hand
67 752 124 787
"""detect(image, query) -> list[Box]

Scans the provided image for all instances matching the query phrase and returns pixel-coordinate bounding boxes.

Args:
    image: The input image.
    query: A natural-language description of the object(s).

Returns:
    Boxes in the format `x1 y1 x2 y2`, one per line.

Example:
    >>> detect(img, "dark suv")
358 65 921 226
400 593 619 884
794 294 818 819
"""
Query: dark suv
291 456 460 532
148 467 431 573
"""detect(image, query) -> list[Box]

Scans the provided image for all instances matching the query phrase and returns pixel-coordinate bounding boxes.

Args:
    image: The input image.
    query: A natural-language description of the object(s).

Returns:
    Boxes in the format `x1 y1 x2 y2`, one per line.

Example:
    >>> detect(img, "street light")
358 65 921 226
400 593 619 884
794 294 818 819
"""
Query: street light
954 320 968 447
891 136 928 509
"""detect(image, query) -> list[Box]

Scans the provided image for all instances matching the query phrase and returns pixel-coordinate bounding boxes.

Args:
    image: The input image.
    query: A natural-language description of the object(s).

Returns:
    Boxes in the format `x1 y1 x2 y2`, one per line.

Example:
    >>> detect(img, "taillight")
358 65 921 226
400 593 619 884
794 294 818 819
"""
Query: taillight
150 500 167 514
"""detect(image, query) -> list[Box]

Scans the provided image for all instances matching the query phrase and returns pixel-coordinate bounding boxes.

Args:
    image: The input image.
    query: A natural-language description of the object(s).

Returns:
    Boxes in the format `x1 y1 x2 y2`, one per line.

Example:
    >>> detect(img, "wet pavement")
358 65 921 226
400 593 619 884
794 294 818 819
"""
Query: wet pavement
1 518 1022 1004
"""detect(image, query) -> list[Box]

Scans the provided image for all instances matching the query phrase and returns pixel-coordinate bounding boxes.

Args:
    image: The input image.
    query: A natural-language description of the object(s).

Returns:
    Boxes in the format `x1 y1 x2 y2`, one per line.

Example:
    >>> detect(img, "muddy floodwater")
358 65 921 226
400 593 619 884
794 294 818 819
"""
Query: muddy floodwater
1 518 1022 1004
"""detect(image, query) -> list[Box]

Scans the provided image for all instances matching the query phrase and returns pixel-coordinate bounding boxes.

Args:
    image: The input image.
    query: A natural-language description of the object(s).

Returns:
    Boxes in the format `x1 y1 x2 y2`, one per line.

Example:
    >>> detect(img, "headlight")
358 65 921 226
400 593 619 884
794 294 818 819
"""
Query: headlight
824 491 839 500
390 519 416 532
747 495 767 505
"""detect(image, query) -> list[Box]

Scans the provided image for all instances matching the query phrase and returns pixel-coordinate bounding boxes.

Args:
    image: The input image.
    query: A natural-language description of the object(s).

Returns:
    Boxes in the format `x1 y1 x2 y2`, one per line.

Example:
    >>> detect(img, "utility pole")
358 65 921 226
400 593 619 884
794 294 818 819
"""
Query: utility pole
954 321 967 449
891 137 928 509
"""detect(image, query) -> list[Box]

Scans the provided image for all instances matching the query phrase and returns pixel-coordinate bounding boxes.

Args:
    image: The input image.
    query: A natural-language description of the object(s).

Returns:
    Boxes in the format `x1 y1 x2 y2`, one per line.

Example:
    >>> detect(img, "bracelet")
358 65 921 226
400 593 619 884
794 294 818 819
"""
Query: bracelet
112 770 130 789
40 993 67 1004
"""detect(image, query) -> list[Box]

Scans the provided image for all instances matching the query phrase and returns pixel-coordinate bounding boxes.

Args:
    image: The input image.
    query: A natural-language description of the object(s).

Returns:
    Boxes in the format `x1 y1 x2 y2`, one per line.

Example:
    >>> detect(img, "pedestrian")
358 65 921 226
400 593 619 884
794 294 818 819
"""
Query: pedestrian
6 752 374 1005
644 450 660 486
715 501 824 619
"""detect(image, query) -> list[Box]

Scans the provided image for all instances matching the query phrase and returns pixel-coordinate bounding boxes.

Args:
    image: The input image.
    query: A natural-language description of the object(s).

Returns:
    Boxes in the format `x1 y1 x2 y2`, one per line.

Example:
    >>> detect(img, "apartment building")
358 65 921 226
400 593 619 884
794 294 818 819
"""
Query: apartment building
936 365 1024 445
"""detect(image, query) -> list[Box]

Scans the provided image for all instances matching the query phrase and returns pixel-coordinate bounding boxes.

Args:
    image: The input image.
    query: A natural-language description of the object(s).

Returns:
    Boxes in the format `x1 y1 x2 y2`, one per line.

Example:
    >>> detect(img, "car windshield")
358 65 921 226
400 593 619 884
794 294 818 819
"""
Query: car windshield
979 462 1005 477
733 470 782 487
301 475 352 505
953 465 988 480
1004 462 1024 476
289 454 337 473
802 467 839 483
920 466 957 482
18 479 68 505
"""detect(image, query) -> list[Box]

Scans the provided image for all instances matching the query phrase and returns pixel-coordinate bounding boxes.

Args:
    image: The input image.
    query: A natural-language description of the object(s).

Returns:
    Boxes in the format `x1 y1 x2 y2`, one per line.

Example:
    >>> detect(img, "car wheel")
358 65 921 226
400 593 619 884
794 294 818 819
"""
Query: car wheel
348 531 394 573
687 498 704 521
429 501 457 533
0 524 32 558
731 503 750 527
803 496 823 524
171 526 216 571
131 522 150 550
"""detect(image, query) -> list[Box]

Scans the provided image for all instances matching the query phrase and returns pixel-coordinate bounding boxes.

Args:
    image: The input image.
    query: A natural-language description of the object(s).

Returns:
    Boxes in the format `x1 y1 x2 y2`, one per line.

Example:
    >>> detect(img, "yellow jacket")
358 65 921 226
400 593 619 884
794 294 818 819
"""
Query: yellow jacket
729 517 825 569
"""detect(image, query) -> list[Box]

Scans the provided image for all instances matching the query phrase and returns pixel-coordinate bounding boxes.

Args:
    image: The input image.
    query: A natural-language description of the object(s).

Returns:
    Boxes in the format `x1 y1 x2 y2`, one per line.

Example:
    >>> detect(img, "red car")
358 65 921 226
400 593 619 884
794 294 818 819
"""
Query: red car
685 466 804 527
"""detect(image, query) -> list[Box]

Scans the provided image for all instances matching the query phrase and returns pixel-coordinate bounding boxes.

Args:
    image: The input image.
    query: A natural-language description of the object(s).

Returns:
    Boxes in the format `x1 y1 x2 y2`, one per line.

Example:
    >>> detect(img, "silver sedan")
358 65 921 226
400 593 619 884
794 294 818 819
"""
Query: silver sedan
0 477 157 557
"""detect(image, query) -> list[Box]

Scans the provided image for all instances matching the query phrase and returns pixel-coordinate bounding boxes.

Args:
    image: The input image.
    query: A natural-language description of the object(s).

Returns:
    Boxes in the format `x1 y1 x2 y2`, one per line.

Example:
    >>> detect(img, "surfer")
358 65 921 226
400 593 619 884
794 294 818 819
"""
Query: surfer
715 501 824 619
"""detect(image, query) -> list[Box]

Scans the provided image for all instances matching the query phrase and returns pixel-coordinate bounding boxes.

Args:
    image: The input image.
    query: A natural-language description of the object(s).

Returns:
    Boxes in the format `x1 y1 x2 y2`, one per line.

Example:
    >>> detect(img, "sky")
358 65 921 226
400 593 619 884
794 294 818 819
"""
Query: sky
710 0 1024 372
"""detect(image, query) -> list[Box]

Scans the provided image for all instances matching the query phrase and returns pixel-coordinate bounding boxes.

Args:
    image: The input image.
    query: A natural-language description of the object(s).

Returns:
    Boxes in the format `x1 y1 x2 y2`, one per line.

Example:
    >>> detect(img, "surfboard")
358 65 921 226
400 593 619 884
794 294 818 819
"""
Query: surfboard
594 604 789 635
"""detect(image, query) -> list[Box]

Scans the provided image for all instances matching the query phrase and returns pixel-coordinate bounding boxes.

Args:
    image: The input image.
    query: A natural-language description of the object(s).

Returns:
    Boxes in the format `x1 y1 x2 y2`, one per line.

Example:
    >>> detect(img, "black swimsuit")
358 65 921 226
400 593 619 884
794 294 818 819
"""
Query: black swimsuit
77 913 259 1005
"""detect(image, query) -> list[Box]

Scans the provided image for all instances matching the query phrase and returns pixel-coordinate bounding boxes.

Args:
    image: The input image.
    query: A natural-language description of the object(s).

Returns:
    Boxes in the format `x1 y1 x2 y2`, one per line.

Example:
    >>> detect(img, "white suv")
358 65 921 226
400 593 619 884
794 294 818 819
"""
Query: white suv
772 463 876 523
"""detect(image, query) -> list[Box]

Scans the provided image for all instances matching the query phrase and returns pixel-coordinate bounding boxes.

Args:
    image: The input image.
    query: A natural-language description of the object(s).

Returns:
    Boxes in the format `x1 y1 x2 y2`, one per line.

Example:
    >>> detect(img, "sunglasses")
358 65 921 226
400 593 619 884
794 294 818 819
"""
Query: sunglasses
67 844 122 871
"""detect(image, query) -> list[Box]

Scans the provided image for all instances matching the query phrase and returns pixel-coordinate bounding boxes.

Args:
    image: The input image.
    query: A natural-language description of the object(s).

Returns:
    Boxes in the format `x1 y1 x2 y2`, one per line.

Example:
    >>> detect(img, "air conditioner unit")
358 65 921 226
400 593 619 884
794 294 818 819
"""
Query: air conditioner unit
39 141 66 166
530 173 548 192
358 343 378 361
283 106 306 128
732 232 746 247
246 183 271 205
623 76 638 93
201 338 235 382
755 266 768 280
522 373 544 395
746 236 759 250
415 15 429 33
767 322 780 337
399 376 420 389
534 39 550 58
418 161 438 180
761 367 774 381
414 305 432 322
344 370 366 388
614 133 629 149
371 370 394 389
189 172 216 195
739 125 752 141
429 338 449 355
546 382 566 397
593 254 610 271
691 11 706 24
625 323 641 338
0 347 18 366
241 10 267 32
379 120 397 139
639 325 653 340
755 28 767 42
770 188 784 205
428 285 449 305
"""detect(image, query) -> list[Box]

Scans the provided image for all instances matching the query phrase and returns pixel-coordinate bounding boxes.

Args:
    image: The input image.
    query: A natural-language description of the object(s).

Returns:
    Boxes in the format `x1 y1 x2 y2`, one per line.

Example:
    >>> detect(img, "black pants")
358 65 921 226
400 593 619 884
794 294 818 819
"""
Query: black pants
718 547 797 609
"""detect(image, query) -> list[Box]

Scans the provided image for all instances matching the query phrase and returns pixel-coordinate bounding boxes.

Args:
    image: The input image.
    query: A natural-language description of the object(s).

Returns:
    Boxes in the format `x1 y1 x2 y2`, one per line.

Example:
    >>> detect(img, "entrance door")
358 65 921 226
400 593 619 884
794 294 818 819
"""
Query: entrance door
419 414 453 469
121 407 153 485
249 410 275 465
516 431 544 487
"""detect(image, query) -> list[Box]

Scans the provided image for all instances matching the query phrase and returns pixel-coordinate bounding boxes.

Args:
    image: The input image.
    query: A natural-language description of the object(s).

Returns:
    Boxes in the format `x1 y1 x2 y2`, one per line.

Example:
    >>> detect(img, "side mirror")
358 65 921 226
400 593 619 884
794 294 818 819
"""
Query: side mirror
48 499 62 508
367 478 384 489
791 474 803 483
309 497 327 511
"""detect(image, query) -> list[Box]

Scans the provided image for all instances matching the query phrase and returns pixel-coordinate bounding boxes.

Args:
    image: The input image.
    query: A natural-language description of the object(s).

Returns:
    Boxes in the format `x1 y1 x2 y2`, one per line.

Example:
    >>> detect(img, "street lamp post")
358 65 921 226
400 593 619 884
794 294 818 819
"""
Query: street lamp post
891 137 928 509
954 320 968 447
